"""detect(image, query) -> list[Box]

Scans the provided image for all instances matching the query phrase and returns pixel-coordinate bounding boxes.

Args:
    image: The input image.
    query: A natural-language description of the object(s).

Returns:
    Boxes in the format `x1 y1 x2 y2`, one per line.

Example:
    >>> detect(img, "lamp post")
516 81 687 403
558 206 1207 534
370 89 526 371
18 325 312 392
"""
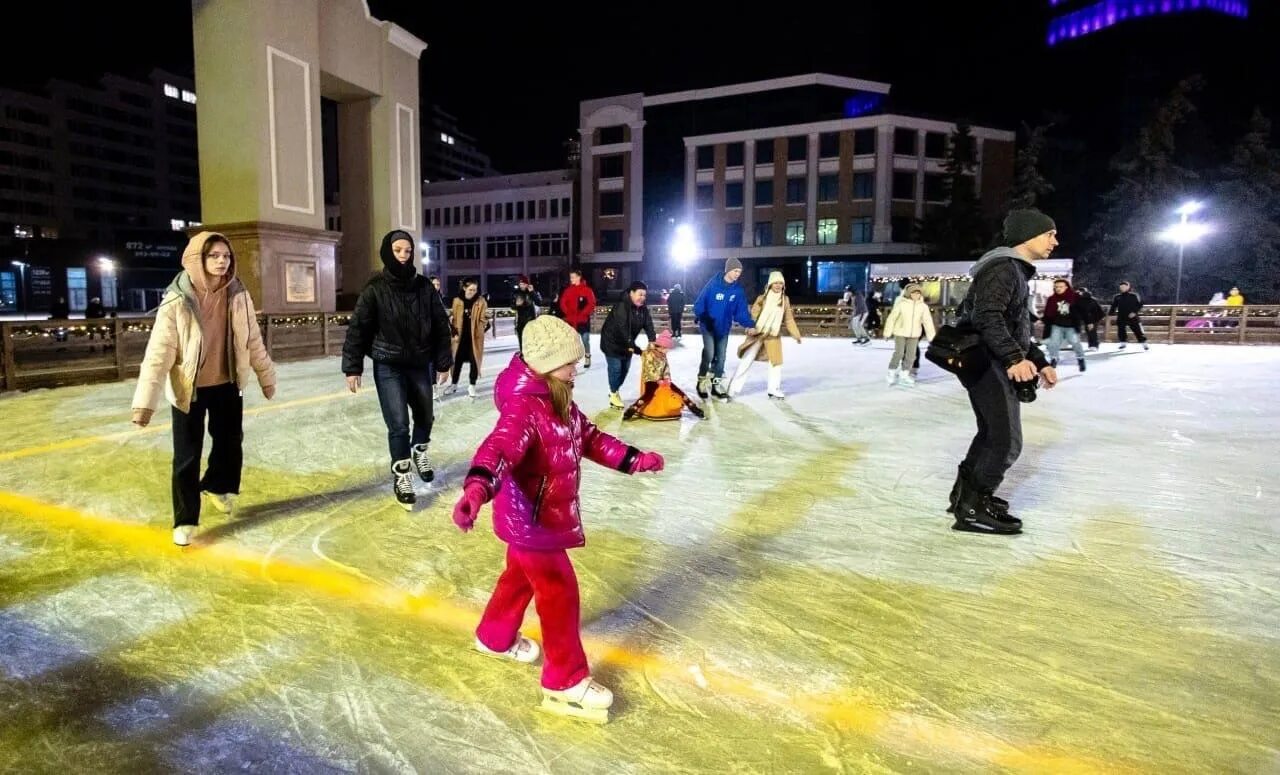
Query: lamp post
1157 201 1209 305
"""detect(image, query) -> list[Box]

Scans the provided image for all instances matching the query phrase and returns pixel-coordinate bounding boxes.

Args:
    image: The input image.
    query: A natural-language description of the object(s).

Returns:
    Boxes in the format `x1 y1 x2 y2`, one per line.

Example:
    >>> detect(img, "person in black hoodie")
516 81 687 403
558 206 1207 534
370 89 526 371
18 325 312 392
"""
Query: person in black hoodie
512 274 542 351
666 283 686 339
948 210 1060 536
600 281 656 409
1076 286 1105 350
1109 280 1149 350
342 230 453 511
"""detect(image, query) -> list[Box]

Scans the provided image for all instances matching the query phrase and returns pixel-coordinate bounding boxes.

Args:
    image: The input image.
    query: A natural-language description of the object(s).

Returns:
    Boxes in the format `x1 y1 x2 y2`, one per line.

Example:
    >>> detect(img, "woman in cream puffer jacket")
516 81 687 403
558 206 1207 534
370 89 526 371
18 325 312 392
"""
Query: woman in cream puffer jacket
131 231 276 546
881 283 936 385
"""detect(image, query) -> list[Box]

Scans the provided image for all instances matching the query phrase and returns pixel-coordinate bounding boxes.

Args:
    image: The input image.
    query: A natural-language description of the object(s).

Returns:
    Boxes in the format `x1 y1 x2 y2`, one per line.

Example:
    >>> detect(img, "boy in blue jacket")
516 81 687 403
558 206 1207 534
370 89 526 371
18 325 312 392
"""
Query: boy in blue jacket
693 257 757 399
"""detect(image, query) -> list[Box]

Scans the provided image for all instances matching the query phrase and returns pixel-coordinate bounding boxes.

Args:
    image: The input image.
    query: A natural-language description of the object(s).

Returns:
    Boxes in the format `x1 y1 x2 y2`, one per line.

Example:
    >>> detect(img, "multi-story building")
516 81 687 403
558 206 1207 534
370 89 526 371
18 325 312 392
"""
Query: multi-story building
577 73 1016 299
421 170 573 302
0 69 202 314
422 105 498 183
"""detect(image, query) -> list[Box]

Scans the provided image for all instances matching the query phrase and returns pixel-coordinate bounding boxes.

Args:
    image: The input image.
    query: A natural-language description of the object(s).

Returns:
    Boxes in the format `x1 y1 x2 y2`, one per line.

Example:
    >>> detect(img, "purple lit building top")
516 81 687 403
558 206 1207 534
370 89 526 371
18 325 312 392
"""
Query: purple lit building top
1047 0 1249 45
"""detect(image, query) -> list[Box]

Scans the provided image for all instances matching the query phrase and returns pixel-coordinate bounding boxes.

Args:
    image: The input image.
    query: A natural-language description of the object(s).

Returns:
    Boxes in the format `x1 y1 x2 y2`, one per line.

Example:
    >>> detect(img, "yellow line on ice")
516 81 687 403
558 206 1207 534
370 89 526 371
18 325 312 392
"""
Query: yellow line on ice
0 389 362 464
0 489 1131 774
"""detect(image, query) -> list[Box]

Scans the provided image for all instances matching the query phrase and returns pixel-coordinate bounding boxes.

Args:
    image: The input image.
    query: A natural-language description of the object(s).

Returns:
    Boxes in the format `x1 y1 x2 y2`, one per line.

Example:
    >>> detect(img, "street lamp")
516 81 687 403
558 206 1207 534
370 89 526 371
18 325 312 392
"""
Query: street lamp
10 260 26 317
670 223 698 289
1157 201 1210 304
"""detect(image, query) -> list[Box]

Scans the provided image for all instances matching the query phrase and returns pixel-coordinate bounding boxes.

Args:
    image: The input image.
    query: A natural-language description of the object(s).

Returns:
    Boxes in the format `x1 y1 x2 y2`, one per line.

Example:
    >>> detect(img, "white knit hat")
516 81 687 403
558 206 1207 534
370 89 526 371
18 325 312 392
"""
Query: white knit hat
521 315 586 374
767 271 785 287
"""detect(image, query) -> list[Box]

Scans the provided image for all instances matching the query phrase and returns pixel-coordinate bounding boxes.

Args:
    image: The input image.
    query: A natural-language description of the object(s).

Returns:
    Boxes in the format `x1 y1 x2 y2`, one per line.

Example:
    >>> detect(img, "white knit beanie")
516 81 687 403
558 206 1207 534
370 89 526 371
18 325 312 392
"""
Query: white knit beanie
521 315 586 374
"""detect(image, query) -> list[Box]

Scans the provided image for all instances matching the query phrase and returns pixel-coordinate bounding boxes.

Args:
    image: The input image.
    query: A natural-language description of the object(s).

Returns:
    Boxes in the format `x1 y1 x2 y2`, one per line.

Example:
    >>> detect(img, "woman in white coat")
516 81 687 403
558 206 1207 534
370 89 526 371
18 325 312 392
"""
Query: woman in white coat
881 282 936 386
131 232 277 546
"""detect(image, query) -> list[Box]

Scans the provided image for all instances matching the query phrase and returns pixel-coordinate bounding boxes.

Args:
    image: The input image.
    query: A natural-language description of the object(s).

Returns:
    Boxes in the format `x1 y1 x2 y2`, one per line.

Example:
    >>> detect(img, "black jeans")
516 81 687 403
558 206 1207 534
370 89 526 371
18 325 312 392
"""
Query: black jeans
1085 325 1100 349
373 361 434 463
669 309 683 336
172 382 243 527
961 363 1023 494
1116 316 1147 343
452 335 479 385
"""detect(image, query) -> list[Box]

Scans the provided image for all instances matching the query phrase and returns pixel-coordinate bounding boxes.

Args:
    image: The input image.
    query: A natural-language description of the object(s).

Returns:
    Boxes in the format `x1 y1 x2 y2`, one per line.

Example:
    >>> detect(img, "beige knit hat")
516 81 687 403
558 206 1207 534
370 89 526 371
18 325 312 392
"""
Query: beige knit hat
767 270 785 287
521 315 586 374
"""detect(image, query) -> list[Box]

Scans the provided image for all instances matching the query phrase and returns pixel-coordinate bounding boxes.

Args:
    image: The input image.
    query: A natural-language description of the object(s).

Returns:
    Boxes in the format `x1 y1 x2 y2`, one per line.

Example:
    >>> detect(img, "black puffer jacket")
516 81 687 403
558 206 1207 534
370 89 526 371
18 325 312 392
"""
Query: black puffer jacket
342 231 453 375
600 300 656 358
955 247 1048 369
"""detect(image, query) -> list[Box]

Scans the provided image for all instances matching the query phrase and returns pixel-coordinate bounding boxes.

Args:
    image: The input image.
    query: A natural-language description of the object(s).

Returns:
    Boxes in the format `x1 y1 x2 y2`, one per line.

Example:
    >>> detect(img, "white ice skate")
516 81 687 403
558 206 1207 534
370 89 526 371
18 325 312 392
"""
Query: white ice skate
886 369 899 386
766 365 785 399
899 371 916 386
473 634 541 665
467 384 478 399
205 492 236 515
728 374 747 397
443 383 458 396
539 676 613 724
172 525 197 546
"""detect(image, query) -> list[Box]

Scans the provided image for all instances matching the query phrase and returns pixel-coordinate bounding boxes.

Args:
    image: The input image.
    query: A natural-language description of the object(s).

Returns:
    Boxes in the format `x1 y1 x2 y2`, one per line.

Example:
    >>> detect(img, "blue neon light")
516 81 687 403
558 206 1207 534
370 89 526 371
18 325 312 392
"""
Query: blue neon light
1047 0 1248 45
844 93 885 119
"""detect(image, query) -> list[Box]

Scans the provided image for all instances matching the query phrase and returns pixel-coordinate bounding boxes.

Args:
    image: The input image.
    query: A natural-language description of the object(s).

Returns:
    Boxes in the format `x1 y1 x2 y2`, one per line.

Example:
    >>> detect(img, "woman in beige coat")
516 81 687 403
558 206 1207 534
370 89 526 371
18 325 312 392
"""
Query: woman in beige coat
881 282 936 386
728 271 802 399
131 232 276 546
447 278 489 398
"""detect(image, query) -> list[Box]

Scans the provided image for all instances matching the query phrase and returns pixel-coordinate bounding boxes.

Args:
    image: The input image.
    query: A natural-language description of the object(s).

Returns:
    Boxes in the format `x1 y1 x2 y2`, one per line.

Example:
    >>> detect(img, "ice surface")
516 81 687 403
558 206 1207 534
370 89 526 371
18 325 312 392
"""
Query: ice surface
1 335 1278 773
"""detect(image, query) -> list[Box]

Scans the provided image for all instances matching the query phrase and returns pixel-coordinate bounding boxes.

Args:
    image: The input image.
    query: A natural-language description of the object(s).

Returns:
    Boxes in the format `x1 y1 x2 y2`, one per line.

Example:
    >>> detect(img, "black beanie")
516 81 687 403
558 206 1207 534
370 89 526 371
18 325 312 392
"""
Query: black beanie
627 281 648 293
1003 209 1056 247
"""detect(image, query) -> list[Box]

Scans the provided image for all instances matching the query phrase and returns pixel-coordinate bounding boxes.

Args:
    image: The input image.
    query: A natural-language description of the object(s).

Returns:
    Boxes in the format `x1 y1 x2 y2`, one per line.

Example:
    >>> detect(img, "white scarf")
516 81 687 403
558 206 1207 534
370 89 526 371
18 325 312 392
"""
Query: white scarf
755 291 784 337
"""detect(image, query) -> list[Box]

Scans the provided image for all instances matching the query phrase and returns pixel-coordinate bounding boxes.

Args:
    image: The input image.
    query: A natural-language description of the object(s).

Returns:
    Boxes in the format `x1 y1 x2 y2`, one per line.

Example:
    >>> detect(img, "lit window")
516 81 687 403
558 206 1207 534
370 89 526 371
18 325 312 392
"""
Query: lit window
170 219 186 231
181 90 197 104
13 225 34 239
440 132 455 146
163 84 180 99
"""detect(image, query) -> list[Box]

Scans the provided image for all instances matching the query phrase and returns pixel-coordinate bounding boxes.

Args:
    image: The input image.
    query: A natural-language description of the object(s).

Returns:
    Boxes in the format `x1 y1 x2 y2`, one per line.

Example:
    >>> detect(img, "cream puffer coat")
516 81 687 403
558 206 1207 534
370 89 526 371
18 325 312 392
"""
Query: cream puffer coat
131 232 276 421
881 289 937 341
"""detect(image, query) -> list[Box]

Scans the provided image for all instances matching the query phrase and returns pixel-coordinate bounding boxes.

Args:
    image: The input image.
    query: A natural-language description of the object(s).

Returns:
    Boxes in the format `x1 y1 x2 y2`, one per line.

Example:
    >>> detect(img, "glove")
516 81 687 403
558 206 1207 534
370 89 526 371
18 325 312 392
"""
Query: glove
632 451 664 474
131 407 154 427
262 384 276 400
452 481 488 532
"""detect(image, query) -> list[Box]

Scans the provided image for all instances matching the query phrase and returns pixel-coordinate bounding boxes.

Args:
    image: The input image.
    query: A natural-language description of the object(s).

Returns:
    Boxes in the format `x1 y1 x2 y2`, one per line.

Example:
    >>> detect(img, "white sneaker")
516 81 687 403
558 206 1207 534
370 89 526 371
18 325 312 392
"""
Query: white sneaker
467 384 477 398
205 492 236 515
172 525 197 546
474 634 542 664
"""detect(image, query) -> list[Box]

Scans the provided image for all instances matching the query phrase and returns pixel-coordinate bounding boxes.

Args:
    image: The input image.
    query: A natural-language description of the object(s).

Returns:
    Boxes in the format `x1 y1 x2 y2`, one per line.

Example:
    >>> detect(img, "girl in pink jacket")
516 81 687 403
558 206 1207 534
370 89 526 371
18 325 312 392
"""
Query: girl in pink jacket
451 316 664 723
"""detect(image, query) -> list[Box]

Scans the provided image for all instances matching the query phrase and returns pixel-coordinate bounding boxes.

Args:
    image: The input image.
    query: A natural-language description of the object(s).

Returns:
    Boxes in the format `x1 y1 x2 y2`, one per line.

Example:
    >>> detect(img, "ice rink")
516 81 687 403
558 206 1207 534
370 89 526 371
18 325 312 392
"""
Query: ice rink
1 335 1277 773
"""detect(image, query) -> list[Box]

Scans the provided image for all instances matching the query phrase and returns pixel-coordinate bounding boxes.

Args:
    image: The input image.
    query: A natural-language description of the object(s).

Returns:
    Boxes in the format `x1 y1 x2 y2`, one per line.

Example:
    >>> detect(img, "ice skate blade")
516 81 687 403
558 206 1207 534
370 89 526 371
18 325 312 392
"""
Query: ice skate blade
398 501 414 512
950 519 1020 536
538 697 610 724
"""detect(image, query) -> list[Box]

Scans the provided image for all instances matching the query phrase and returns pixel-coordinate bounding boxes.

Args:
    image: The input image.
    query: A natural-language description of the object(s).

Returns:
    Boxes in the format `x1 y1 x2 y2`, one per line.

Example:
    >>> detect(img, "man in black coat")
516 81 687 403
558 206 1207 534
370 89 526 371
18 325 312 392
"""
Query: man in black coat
948 209 1060 536
600 281 656 409
1076 287 1105 350
1109 280 1149 350
666 284 686 339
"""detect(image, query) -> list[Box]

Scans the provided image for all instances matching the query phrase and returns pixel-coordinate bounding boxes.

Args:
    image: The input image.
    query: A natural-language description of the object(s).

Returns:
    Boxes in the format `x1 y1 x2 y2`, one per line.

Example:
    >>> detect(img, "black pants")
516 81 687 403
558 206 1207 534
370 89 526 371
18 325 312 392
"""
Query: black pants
1116 316 1147 343
669 309 683 336
373 361 433 463
452 336 479 385
961 363 1023 494
172 382 243 527
1085 325 1100 349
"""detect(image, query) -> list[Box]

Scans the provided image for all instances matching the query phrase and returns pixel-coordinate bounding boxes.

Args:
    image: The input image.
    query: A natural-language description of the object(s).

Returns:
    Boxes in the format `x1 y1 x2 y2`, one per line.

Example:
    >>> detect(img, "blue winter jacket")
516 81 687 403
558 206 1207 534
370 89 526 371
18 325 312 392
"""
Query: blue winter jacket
693 274 756 337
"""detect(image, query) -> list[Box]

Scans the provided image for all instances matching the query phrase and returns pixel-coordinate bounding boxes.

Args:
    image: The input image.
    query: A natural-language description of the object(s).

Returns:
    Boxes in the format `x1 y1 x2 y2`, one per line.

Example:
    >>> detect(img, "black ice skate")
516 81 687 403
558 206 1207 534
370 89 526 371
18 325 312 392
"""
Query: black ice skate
392 460 416 511
696 375 710 399
711 378 731 401
951 488 1021 535
411 443 434 483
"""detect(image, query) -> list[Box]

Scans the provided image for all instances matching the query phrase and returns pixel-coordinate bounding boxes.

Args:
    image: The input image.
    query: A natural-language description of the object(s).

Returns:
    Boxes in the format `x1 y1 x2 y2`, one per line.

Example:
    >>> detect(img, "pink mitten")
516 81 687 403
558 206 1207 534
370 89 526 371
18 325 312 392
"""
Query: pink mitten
452 481 489 532
632 451 665 474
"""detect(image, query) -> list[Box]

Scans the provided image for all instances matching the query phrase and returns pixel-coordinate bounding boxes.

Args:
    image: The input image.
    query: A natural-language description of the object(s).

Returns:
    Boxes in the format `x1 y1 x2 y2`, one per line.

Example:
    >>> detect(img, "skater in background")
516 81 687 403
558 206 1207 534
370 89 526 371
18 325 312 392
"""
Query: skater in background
729 271 802 399
692 257 757 400
559 269 597 368
849 289 870 344
1076 286 1104 350
666 283 686 339
448 278 490 397
1042 278 1087 372
342 230 453 511
1225 286 1245 306
131 231 277 546
513 275 542 351
881 282 936 386
623 329 704 420
1109 280 1149 350
838 285 854 307
865 290 884 337
600 281 656 409
451 315 664 724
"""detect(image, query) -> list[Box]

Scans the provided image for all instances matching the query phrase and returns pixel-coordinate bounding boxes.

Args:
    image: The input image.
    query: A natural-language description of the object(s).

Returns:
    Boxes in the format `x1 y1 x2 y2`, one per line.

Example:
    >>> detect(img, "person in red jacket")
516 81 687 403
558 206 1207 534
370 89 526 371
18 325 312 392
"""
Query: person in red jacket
451 315 664 723
558 268 597 368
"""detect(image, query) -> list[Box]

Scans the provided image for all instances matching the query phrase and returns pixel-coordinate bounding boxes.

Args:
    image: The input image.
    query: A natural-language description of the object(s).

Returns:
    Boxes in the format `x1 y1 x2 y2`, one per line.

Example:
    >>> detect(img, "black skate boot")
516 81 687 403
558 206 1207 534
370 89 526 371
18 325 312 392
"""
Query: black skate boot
411 443 434 483
711 377 730 401
1078 358 1086 372
392 460 416 511
696 375 710 399
952 487 1021 535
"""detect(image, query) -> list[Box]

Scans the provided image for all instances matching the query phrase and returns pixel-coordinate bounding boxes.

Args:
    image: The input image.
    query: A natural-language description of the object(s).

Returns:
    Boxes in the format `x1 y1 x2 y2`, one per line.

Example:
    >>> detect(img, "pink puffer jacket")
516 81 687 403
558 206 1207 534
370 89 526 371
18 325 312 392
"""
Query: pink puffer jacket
465 354 640 551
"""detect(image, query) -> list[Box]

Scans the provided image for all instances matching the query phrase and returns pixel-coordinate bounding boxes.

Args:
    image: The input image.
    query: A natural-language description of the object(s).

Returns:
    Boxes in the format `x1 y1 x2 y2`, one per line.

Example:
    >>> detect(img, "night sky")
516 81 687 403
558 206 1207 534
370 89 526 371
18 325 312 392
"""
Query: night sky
1 1 1273 176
